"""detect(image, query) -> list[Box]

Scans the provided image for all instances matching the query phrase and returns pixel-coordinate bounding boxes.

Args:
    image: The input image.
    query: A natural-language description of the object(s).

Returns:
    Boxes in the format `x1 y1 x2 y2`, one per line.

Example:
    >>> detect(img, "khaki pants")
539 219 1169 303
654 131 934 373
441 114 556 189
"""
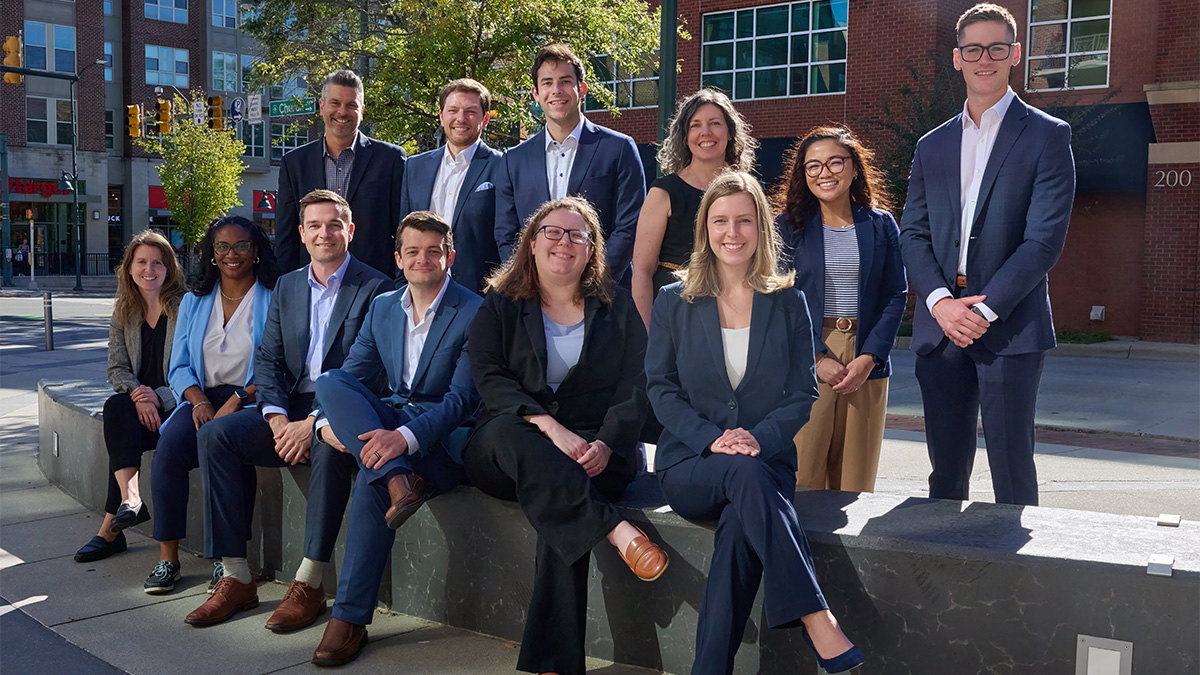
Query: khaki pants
794 326 888 492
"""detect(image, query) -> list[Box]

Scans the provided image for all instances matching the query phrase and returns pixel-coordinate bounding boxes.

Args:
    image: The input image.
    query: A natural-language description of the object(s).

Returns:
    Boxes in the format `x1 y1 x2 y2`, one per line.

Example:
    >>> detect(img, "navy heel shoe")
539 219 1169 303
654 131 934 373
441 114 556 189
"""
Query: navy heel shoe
801 628 865 673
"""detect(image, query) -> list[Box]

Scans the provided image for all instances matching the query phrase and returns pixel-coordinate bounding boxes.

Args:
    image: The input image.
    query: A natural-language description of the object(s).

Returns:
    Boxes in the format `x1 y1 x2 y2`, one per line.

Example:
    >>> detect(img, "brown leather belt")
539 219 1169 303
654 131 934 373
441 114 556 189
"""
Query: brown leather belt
955 274 968 288
823 317 857 332
659 261 685 271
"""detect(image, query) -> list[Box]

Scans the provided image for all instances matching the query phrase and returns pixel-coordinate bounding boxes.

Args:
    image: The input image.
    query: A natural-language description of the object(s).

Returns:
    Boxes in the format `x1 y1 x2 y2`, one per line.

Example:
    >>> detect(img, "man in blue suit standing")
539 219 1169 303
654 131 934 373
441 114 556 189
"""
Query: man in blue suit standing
185 190 392 627
494 43 646 282
307 211 483 666
899 3 1074 507
399 78 502 293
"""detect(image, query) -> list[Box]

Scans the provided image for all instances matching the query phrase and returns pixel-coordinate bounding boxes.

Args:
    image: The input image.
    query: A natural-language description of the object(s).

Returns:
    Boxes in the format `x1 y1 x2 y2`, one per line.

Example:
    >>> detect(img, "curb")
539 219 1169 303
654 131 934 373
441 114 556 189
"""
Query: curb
892 336 1199 362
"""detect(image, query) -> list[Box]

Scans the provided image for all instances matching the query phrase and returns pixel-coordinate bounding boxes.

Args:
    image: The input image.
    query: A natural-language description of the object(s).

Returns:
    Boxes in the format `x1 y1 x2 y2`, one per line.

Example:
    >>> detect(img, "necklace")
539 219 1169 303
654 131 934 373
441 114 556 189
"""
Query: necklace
220 287 247 301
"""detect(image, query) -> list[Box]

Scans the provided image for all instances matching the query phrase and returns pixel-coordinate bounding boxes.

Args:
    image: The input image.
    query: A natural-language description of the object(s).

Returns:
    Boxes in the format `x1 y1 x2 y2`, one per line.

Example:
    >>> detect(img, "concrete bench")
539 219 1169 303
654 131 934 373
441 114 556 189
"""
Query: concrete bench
39 380 1200 674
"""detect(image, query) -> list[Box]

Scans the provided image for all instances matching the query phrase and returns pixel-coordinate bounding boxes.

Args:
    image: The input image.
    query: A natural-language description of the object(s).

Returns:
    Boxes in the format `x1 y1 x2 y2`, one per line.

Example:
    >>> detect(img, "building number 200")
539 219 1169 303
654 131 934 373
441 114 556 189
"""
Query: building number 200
1153 170 1192 188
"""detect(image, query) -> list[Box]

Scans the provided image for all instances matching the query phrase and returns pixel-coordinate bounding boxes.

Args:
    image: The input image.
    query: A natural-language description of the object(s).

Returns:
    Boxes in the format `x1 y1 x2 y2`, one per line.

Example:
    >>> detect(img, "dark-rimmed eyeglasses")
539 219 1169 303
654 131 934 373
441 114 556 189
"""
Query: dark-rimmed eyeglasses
957 42 1015 62
537 225 592 245
803 156 852 178
213 241 254 255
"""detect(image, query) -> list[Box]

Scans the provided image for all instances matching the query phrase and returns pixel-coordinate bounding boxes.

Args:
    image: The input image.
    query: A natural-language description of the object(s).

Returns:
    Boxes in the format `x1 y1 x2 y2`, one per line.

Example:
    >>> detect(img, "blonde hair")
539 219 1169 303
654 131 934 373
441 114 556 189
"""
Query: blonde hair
678 171 793 302
114 229 185 325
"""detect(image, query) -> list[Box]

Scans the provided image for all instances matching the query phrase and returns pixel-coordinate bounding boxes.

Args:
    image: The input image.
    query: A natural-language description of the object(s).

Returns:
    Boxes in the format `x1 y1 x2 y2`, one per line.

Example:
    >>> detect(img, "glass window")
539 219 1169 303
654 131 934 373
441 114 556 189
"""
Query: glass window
104 0 112 14
24 22 47 70
146 45 188 87
270 76 306 101
53 26 75 73
24 97 73 145
26 97 49 144
105 110 115 150
583 53 659 111
104 42 113 81
56 100 74 146
1027 0 1110 90
271 124 308 160
213 0 238 27
241 55 258 93
212 51 237 91
701 1 847 100
145 0 187 24
242 121 265 157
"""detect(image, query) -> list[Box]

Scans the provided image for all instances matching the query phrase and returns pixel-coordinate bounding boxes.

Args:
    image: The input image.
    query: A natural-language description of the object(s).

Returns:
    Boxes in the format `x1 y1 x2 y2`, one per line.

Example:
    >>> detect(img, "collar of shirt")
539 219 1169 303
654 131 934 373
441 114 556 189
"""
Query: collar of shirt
961 88 1015 131
308 253 351 294
399 275 451 329
545 117 586 152
443 138 479 169
323 132 362 160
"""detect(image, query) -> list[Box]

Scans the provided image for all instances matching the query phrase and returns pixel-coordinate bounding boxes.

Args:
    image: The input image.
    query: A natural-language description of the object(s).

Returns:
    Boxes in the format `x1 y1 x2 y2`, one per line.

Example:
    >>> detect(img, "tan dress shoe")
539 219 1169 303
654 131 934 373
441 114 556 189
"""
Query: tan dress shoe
384 472 426 529
185 577 259 626
618 526 669 581
265 580 327 633
312 617 367 667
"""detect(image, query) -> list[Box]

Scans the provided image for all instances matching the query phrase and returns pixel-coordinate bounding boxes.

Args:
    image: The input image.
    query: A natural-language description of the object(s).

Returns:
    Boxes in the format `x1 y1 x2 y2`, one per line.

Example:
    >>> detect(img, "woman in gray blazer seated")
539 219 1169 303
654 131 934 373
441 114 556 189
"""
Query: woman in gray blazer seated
75 230 185 563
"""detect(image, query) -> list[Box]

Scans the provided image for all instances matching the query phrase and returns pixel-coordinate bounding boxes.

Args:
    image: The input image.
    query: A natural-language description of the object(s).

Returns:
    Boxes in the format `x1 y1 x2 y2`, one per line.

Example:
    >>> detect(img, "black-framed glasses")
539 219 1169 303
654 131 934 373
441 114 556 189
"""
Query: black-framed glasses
803 156 852 178
537 225 592 245
957 42 1015 62
213 241 254 255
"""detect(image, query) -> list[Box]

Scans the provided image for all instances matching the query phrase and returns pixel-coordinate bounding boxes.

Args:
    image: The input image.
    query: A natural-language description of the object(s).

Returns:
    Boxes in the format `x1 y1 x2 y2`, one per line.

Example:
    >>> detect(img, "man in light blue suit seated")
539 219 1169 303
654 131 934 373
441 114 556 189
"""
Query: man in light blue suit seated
399 78 502 294
493 42 646 283
308 211 483 667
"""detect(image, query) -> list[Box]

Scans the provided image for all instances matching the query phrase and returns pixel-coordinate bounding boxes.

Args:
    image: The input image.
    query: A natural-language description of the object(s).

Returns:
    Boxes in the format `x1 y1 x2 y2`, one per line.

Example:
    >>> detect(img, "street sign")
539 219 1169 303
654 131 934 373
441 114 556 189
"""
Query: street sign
247 94 262 122
269 97 316 117
192 100 205 125
229 97 245 122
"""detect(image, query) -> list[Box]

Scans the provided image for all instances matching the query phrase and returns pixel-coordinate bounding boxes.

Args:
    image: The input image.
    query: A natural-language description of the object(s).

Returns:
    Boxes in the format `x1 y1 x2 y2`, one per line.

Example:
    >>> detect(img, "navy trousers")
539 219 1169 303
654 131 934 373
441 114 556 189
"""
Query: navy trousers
915 338 1046 506
659 453 828 675
315 369 466 625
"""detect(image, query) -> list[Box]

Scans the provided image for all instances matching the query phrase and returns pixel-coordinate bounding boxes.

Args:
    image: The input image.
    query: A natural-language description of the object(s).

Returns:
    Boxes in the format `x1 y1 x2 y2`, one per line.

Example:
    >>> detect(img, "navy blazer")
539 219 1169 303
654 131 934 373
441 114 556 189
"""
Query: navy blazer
776 205 908 379
899 95 1074 356
254 256 393 418
334 278 483 460
493 118 646 278
646 283 819 474
275 133 407 277
399 142 502 294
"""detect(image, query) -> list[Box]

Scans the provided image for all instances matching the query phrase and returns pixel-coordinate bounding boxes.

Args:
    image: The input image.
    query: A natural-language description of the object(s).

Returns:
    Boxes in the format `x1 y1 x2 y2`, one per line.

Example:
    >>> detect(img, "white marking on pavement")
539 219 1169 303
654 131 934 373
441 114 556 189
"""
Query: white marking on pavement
0 595 48 617
0 547 25 571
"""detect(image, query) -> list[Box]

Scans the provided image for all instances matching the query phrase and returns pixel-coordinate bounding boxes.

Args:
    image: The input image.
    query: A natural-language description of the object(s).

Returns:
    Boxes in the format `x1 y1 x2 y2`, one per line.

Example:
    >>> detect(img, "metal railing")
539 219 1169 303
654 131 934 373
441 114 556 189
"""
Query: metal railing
11 253 117 277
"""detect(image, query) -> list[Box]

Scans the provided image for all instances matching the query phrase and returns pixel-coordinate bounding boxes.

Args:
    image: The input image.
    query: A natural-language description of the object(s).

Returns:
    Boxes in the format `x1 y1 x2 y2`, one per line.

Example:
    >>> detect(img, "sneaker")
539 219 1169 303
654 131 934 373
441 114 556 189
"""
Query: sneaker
144 560 182 594
207 561 225 595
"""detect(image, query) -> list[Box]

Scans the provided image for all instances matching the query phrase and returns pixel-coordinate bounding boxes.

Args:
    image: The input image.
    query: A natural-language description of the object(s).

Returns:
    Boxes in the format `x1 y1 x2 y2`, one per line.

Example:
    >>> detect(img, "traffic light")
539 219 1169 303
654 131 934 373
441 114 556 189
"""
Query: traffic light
206 95 224 130
126 104 143 138
156 98 172 135
3 35 22 84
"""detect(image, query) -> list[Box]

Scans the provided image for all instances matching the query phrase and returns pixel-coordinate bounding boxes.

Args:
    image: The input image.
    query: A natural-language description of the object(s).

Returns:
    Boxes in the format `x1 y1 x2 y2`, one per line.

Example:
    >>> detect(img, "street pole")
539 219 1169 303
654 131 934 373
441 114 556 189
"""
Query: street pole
655 0 679 177
1 132 11 287
70 76 83 291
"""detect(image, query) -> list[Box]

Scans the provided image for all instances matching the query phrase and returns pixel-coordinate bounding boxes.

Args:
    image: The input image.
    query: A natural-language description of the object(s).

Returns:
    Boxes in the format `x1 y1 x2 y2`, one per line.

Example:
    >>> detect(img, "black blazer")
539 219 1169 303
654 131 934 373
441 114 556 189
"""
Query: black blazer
468 290 649 467
645 283 819 474
254 255 393 418
274 133 407 276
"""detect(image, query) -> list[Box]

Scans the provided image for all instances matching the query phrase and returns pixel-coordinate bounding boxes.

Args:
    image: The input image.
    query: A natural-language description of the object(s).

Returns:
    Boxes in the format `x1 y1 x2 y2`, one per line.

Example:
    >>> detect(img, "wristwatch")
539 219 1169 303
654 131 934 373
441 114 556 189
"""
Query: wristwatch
970 305 988 320
234 388 249 403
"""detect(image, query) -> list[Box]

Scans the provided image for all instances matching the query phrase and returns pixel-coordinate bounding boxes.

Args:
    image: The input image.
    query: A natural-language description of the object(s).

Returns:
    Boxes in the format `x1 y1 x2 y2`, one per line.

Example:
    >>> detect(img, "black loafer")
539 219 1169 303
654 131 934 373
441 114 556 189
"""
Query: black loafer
75 532 127 563
109 503 149 533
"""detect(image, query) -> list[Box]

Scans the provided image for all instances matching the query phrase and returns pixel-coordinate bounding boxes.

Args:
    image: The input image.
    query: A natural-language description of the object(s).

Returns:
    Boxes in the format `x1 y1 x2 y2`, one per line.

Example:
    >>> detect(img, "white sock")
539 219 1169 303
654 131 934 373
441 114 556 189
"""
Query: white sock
221 557 252 584
294 558 324 588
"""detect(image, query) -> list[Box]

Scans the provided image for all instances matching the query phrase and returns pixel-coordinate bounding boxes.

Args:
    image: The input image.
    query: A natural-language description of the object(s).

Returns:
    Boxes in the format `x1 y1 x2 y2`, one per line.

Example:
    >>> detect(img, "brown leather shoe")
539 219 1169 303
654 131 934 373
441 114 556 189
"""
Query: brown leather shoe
618 526 669 581
384 472 426 529
265 579 327 633
312 617 367 667
185 576 259 626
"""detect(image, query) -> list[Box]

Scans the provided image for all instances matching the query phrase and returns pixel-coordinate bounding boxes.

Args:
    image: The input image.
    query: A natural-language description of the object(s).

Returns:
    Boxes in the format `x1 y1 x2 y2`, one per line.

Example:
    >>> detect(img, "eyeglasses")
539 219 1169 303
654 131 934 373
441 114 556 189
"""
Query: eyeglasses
803 156 852 177
537 225 592 246
957 42 1015 62
213 241 254 255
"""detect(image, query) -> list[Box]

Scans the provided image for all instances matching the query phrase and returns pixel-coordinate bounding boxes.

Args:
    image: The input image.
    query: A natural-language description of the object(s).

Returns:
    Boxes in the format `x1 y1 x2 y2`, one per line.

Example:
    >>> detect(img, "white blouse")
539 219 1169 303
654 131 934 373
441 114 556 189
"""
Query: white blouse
721 326 750 390
202 285 257 388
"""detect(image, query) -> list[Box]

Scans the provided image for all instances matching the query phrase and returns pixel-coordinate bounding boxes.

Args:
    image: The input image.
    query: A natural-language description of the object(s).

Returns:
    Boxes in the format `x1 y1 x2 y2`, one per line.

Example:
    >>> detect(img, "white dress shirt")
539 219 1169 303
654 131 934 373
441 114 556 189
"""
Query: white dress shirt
430 140 479 223
393 275 452 453
202 284 257 388
262 254 350 421
924 88 1013 322
545 118 586 200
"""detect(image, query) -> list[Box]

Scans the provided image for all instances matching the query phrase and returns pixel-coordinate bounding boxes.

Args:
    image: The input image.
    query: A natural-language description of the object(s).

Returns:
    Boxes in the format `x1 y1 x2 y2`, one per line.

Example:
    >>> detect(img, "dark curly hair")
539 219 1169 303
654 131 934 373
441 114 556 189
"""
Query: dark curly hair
191 215 279 295
775 126 891 235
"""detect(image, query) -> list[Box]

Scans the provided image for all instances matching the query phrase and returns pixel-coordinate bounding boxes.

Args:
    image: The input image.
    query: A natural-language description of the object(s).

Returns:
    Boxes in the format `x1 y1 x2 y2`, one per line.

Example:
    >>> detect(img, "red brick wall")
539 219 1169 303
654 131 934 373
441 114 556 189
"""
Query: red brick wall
123 0 206 157
1149 102 1200 144
1139 163 1200 344
0 6 26 146
1155 0 1200 83
77 0 106 153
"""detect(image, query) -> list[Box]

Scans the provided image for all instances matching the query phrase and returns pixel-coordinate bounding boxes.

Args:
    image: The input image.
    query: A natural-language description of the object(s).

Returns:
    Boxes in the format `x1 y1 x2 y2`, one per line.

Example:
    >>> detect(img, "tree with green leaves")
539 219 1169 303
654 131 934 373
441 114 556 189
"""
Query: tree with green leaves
241 0 665 151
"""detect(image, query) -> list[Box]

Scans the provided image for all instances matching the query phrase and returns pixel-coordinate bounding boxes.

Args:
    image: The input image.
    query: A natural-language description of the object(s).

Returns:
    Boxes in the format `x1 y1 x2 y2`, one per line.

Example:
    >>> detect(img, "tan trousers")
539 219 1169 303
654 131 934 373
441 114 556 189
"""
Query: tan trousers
794 326 889 492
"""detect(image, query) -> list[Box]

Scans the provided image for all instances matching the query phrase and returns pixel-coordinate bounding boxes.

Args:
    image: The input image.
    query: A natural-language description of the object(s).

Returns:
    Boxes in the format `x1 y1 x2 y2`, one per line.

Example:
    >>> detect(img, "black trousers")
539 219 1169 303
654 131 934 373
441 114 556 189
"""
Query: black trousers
463 414 632 675
101 393 163 515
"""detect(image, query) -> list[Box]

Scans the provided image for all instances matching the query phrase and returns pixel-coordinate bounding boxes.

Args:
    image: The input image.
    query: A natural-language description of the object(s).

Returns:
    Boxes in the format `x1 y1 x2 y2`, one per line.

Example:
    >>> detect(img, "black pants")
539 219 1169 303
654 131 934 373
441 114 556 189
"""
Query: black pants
101 393 163 515
463 414 632 675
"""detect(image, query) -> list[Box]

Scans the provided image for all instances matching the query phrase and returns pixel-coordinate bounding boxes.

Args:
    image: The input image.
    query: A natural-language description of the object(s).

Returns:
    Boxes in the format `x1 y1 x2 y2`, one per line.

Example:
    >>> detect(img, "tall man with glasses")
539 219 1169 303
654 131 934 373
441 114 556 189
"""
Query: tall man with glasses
899 3 1074 506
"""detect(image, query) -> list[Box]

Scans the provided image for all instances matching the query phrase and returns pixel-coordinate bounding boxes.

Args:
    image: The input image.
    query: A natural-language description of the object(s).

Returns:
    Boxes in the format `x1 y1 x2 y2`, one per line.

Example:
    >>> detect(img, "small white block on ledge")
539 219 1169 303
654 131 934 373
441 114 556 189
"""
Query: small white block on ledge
1147 554 1174 577
1157 514 1182 527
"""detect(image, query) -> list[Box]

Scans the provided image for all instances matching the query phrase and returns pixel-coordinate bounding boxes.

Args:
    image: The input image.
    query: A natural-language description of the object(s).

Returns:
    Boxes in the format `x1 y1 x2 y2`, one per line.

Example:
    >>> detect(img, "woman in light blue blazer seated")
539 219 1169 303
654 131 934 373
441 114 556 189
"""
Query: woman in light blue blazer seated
646 171 864 674
144 216 278 595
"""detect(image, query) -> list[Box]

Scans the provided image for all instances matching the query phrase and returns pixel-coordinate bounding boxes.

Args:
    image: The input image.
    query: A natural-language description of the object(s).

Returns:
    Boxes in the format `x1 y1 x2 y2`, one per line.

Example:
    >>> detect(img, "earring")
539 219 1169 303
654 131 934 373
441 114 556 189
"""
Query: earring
211 258 217 266
254 256 260 263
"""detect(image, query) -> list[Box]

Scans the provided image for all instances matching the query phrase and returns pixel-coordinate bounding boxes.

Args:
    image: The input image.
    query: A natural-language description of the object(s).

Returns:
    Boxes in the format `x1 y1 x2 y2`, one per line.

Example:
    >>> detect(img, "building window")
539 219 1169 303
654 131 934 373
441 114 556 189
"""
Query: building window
105 110 115 149
24 22 76 74
700 0 847 100
212 51 237 91
1027 0 1110 90
243 122 265 158
104 42 113 81
146 45 188 87
270 76 306 101
584 53 659 111
145 0 187 24
26 97 74 145
241 55 259 93
271 124 308 160
104 0 112 14
213 0 237 28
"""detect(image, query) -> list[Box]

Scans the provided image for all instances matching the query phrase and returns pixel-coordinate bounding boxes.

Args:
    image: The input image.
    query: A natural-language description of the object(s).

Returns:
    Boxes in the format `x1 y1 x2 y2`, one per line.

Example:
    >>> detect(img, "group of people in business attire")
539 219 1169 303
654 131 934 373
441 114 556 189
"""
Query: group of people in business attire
76 3 1074 673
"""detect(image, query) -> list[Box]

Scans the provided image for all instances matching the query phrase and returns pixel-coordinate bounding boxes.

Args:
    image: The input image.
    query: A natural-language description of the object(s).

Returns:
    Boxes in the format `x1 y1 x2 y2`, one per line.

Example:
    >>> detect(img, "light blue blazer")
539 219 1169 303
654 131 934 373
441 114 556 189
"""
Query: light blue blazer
167 284 274 408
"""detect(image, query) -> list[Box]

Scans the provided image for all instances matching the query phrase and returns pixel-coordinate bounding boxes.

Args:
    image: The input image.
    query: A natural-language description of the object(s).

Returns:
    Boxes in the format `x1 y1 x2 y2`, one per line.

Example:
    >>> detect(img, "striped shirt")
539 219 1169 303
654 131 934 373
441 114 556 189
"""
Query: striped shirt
323 136 357 197
823 224 859 318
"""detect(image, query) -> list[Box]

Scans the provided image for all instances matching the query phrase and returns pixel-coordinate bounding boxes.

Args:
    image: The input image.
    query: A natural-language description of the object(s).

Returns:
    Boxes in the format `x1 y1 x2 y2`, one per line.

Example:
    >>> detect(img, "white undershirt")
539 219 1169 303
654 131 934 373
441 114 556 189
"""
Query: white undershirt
721 326 750 390
202 285 257 388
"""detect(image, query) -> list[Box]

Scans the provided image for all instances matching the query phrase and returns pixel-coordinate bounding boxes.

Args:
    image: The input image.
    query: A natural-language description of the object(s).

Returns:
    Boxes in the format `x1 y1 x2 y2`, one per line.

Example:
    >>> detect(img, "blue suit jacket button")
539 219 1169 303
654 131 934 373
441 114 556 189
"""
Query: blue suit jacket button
727 400 736 409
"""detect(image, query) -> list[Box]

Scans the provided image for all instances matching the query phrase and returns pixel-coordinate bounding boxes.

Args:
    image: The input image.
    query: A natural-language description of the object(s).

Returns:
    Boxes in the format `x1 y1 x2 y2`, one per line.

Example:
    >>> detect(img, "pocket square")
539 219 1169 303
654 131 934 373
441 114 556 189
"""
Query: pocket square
474 182 495 192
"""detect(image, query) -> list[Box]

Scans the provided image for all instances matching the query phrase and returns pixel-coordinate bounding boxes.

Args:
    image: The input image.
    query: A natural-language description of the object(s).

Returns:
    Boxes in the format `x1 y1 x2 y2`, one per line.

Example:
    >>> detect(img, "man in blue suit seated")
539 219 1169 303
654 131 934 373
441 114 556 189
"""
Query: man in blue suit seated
185 190 392 627
494 43 646 283
399 78 502 294
899 3 1075 507
307 211 483 666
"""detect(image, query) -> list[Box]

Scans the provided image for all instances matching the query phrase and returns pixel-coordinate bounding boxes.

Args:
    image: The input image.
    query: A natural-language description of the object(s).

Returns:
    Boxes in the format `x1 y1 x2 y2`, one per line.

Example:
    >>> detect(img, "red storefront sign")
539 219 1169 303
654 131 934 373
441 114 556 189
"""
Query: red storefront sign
148 186 169 209
8 176 72 198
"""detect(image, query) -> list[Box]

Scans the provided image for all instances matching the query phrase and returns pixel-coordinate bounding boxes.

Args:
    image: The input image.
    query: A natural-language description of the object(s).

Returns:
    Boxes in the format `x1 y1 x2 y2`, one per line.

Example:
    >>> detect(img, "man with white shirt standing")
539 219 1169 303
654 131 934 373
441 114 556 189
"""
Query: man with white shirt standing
899 2 1074 507
399 79 503 293
184 190 392 628
494 43 647 283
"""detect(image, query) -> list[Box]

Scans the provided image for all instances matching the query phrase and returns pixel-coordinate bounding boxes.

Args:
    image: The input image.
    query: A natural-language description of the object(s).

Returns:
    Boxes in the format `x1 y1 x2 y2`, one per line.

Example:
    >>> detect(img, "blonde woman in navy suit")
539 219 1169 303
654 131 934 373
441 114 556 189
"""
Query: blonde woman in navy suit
646 171 864 674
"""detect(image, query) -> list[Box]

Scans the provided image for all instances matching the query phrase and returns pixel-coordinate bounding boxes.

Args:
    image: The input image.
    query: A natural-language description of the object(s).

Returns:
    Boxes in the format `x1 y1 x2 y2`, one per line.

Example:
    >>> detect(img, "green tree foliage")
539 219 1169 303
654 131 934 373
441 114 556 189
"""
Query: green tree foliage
241 0 664 151
134 92 246 247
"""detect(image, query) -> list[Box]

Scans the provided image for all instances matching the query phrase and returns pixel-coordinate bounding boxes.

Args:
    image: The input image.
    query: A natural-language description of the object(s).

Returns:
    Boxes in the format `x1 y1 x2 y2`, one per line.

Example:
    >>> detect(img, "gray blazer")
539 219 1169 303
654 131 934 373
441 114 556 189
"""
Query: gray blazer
107 312 178 412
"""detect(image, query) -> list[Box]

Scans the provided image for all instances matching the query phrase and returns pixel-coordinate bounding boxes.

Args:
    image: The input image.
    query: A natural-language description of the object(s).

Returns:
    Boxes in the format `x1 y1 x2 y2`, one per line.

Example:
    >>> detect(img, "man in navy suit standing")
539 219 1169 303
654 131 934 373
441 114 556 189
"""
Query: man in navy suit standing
899 3 1074 507
275 69 407 277
494 43 646 282
399 78 502 293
